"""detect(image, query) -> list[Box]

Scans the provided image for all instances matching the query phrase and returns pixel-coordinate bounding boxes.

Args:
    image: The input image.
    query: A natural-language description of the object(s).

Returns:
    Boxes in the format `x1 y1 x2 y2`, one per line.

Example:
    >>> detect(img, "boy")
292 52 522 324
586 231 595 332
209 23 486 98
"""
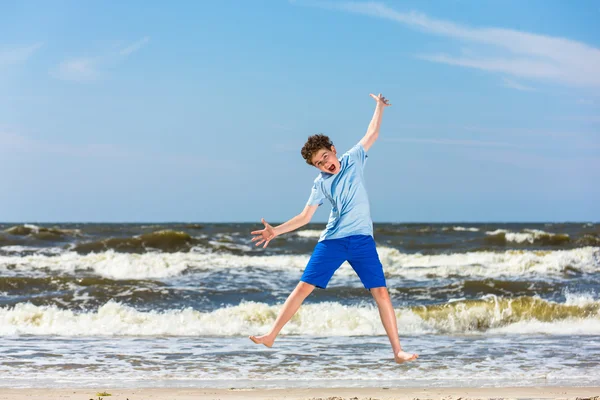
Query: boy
249 94 418 363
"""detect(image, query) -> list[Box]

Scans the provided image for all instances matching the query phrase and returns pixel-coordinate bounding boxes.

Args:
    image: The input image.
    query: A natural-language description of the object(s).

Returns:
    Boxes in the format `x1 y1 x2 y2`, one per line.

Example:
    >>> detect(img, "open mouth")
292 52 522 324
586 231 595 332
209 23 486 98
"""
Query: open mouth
328 164 336 173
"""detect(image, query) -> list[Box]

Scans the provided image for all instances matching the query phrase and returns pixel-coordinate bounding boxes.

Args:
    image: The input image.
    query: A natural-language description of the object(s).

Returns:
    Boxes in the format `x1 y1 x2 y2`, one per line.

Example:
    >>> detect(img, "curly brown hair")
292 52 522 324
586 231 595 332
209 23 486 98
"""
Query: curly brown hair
301 134 334 165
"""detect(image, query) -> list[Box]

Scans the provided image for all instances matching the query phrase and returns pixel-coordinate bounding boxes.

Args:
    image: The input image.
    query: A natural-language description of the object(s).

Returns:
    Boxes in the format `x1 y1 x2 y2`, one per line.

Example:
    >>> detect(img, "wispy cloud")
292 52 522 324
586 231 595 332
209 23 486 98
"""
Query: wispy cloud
54 57 100 82
0 131 129 157
502 78 536 92
52 37 150 82
120 36 150 56
326 2 600 88
0 131 239 171
468 148 600 175
382 137 522 148
0 43 43 66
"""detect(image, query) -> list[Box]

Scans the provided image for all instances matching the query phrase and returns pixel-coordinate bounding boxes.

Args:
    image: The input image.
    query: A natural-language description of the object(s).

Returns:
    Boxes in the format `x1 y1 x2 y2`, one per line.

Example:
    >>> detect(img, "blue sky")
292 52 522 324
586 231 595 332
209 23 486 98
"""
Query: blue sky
1 0 599 223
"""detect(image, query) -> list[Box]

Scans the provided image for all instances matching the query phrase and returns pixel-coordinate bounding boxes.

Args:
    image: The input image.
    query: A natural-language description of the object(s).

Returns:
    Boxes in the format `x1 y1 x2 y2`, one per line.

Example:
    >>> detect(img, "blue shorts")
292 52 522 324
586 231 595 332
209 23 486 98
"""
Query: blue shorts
300 235 386 289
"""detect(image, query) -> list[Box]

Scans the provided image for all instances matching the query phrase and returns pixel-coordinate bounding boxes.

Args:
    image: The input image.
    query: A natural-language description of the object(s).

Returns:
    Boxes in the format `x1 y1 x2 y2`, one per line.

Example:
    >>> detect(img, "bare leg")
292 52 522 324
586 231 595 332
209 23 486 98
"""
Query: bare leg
249 281 315 347
370 286 418 363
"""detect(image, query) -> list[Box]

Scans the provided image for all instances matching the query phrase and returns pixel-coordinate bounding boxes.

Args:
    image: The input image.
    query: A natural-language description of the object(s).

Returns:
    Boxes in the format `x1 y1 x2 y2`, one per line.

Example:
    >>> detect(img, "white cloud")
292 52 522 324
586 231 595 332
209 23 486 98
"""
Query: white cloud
0 131 232 170
0 131 124 156
468 148 600 174
502 78 536 92
329 2 600 88
0 43 43 66
120 36 150 56
54 57 99 82
382 137 522 148
53 37 149 82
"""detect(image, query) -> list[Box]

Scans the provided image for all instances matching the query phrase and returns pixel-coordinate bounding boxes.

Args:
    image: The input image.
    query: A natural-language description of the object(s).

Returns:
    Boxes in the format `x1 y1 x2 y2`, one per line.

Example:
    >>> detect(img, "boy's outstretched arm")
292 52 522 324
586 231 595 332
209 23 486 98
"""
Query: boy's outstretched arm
360 93 391 152
251 204 319 248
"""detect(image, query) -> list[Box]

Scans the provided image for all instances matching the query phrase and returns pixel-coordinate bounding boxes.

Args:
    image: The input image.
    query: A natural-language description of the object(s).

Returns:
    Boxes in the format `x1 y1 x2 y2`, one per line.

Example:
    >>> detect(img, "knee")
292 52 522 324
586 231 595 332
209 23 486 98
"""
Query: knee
370 286 388 298
297 281 315 295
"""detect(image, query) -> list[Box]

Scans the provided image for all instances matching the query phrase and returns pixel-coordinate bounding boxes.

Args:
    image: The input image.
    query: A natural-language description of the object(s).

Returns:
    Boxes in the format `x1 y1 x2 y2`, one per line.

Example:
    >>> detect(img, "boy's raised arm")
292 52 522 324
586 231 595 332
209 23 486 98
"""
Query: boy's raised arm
251 204 319 248
360 93 391 152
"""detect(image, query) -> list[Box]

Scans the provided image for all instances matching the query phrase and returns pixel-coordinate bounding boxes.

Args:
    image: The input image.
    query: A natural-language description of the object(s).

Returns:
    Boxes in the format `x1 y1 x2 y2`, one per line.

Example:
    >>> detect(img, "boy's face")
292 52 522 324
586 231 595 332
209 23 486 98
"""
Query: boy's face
311 146 340 174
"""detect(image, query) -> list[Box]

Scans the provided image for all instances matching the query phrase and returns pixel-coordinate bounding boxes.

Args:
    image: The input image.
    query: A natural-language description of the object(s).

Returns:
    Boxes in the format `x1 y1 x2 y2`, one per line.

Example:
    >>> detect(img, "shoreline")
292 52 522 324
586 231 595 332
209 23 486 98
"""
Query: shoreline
0 387 599 400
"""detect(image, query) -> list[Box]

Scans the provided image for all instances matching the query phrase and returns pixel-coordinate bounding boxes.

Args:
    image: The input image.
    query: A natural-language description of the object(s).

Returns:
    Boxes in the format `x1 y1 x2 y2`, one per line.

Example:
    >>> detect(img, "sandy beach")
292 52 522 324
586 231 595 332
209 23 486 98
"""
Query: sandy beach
0 387 598 400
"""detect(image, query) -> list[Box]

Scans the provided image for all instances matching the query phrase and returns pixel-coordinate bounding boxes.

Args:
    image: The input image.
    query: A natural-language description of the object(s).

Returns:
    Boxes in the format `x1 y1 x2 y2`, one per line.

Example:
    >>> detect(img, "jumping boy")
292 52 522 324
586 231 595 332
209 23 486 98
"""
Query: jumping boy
249 93 418 363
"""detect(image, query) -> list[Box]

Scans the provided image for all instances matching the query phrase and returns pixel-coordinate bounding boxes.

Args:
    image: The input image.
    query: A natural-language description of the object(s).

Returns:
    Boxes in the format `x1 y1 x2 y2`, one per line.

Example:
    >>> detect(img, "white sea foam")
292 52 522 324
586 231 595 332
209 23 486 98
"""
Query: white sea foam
564 291 598 307
442 226 480 232
377 246 599 279
295 230 322 238
0 246 64 255
0 245 39 253
485 228 567 243
488 318 600 335
23 224 41 233
0 333 597 389
1 296 598 337
208 240 254 252
0 247 598 280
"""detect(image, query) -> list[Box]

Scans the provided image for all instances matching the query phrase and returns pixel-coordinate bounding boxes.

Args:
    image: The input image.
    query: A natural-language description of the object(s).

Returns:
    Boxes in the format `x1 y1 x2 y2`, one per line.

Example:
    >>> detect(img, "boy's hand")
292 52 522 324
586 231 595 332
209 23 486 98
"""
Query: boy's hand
251 218 277 248
370 93 391 107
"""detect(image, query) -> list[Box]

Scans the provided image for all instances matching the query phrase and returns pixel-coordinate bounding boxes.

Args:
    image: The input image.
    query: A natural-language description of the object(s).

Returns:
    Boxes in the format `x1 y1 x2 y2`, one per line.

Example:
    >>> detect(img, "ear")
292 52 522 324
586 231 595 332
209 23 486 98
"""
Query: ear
331 145 337 155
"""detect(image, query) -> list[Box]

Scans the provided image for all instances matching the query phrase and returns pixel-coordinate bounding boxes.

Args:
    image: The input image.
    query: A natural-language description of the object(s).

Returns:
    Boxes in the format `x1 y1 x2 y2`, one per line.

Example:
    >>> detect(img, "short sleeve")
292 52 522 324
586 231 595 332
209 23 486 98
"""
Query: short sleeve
306 179 325 206
346 141 368 168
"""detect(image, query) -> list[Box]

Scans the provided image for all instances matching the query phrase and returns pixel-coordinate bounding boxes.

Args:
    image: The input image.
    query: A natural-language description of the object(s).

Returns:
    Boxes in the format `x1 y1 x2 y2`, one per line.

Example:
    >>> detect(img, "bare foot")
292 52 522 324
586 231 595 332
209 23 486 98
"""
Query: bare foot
249 335 274 348
395 350 418 363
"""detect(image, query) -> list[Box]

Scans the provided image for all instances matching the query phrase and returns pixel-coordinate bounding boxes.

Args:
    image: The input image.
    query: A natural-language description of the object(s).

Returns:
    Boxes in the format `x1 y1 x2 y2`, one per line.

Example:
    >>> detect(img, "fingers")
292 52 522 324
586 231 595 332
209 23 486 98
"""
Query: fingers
254 234 275 247
252 220 273 248
253 233 275 247
370 93 390 104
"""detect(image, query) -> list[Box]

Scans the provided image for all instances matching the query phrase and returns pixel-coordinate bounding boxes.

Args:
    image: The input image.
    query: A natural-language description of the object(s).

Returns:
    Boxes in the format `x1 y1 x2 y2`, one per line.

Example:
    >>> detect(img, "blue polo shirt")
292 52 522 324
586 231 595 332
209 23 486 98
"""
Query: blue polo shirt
306 142 373 242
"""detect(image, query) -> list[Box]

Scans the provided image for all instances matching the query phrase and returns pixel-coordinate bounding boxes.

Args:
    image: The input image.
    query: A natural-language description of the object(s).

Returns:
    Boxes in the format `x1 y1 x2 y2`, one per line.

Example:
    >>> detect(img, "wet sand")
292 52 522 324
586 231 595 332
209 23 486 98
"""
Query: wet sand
0 386 598 400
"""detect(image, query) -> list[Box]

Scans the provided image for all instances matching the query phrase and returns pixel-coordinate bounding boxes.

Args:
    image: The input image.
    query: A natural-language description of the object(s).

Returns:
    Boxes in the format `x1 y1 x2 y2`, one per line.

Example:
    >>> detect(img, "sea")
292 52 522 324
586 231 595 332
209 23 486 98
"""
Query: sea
0 222 599 389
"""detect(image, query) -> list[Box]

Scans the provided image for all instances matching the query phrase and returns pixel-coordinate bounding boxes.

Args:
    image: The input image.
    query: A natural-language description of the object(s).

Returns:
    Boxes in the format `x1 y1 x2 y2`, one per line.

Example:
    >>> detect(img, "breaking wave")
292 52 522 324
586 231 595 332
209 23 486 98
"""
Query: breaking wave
72 230 195 253
443 226 480 232
295 230 322 238
4 224 81 240
485 229 570 246
1 294 598 336
0 246 598 280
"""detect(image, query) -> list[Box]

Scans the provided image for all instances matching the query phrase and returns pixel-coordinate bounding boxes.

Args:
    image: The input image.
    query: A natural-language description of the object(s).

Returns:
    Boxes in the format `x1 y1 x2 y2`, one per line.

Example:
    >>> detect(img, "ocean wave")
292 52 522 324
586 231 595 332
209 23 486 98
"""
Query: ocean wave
484 229 570 245
4 224 82 240
0 247 598 280
1 295 598 336
72 230 260 255
442 226 480 232
0 236 26 248
295 230 322 238
73 230 195 253
377 246 599 279
0 245 64 256
576 234 600 246
0 275 568 309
